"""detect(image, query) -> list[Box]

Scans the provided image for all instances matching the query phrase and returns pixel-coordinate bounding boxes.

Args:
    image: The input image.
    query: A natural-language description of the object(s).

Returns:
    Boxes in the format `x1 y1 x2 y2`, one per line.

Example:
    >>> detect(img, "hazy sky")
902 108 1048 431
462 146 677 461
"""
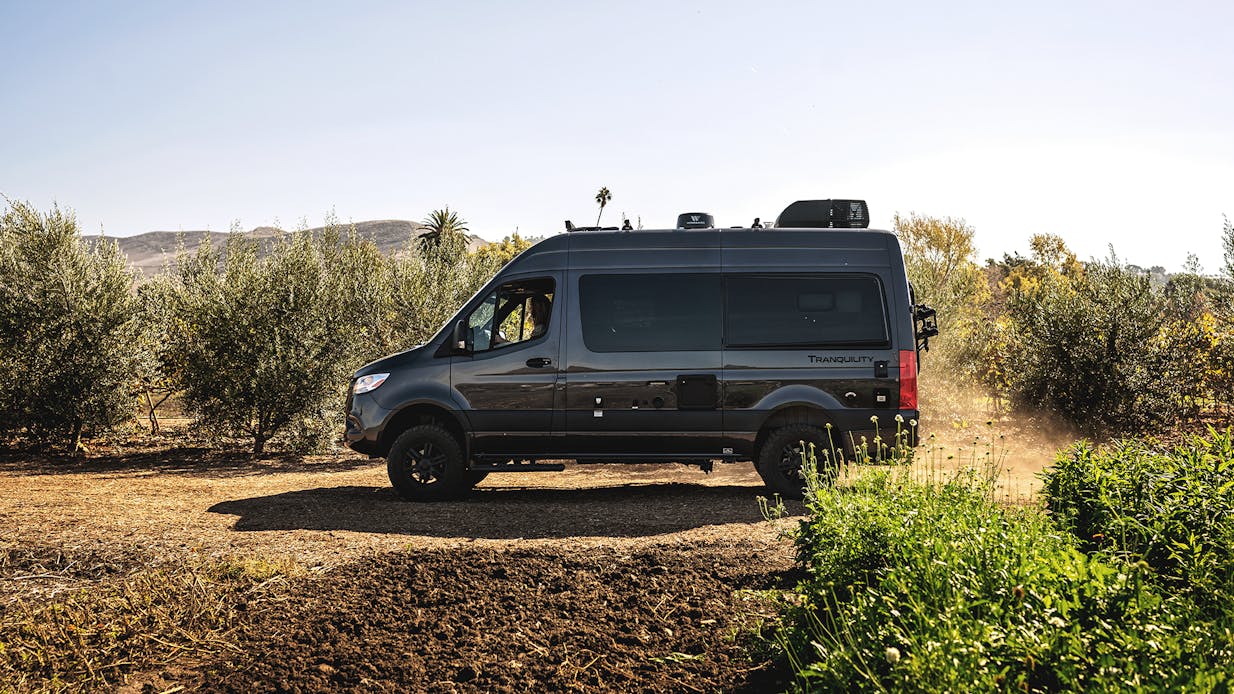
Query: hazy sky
2 1 1231 271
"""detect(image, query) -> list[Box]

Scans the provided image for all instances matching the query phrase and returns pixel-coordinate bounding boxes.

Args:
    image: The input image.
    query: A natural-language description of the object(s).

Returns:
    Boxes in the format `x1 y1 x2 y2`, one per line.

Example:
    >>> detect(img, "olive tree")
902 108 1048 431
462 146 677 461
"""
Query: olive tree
155 225 388 453
1004 257 1169 434
380 240 502 353
0 200 145 450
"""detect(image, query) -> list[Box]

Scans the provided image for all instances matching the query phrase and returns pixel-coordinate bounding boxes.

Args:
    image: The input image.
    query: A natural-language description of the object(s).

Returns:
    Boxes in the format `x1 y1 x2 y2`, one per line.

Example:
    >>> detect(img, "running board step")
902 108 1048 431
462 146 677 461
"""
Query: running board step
470 461 566 473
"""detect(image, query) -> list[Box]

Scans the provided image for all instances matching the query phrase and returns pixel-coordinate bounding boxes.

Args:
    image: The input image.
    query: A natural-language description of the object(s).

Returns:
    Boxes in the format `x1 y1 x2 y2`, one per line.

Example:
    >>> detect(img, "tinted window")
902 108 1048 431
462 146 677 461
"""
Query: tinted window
725 275 888 348
580 274 721 352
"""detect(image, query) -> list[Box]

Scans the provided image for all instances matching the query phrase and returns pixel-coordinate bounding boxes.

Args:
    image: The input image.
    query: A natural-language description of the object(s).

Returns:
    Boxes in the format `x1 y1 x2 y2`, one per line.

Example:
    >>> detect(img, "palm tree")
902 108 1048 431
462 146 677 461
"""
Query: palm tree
419 206 469 255
595 187 612 227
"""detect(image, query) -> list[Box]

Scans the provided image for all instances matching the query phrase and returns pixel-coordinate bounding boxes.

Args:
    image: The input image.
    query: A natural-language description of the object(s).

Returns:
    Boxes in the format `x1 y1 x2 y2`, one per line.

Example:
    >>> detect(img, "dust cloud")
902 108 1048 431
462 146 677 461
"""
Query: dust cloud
914 371 1081 502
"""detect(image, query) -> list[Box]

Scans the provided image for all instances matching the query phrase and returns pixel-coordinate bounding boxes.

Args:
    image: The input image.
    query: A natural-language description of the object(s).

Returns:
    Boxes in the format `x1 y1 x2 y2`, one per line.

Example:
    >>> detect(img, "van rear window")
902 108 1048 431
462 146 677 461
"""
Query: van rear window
725 275 889 348
580 274 721 352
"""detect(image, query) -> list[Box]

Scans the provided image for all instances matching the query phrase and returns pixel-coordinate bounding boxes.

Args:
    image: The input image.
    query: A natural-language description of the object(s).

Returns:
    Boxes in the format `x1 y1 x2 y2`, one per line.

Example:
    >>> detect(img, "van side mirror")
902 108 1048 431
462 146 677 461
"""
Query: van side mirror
452 320 470 353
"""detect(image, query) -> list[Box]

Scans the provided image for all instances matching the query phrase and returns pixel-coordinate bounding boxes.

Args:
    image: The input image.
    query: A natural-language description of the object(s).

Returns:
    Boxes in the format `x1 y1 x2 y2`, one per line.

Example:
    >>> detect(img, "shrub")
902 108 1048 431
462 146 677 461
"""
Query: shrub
152 225 388 453
1004 258 1170 435
380 238 505 353
1042 430 1234 619
777 454 1231 691
0 201 145 450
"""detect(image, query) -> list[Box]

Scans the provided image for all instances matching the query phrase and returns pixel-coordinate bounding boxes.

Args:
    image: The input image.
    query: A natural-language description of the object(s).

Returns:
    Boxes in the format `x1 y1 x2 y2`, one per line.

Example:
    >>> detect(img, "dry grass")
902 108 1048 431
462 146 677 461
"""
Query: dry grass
0 551 305 693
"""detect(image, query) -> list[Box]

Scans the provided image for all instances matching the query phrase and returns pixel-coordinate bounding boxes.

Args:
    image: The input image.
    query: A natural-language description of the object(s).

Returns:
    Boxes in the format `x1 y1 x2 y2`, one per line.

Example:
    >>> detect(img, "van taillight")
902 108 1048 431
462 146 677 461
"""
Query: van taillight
899 349 918 410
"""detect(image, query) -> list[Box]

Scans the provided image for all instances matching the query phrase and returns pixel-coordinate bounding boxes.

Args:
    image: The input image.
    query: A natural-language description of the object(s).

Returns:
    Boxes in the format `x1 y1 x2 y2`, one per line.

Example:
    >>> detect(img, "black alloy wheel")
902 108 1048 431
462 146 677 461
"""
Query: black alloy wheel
386 424 468 501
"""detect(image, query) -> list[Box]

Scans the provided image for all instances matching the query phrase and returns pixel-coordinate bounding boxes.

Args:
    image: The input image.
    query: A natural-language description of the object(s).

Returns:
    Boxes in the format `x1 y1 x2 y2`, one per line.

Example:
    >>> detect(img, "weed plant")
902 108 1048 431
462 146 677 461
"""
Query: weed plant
774 434 1231 692
1043 428 1234 634
0 556 302 693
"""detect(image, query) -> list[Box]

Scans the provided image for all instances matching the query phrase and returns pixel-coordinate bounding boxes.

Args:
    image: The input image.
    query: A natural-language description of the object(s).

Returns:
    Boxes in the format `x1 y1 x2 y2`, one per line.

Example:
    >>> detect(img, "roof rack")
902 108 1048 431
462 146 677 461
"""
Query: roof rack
565 220 621 232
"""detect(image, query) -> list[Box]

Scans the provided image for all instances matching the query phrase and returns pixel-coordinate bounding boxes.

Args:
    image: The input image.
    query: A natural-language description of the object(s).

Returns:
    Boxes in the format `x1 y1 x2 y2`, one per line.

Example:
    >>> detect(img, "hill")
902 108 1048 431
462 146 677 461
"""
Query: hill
83 220 487 277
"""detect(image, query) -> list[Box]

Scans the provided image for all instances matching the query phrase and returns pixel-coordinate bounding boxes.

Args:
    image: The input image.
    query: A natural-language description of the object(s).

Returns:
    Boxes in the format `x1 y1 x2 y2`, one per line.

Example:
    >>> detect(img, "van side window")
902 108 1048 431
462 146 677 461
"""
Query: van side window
580 274 721 352
466 277 555 352
725 275 889 348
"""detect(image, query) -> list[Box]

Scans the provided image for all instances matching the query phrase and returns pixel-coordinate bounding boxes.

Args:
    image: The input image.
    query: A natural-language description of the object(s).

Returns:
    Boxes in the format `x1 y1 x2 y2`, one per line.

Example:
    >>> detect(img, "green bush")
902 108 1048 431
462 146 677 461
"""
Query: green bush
151 226 388 453
0 201 145 450
778 460 1230 691
380 240 504 353
1004 259 1170 435
1042 430 1234 620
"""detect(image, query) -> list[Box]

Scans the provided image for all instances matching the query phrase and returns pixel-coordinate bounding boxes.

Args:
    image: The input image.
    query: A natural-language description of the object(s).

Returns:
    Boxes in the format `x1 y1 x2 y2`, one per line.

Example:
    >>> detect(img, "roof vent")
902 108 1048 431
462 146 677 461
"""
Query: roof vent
676 212 714 229
775 200 869 229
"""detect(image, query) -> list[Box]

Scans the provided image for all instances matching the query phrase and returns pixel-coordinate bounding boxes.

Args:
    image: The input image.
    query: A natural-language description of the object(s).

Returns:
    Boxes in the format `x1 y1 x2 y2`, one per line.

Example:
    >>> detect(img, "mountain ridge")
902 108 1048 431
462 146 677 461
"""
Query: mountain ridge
83 219 487 277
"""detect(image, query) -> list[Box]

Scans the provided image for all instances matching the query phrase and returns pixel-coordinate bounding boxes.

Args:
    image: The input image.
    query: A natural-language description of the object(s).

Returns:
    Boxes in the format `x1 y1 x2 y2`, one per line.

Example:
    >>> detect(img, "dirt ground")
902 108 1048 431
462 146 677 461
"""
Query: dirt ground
0 426 1055 692
0 444 804 692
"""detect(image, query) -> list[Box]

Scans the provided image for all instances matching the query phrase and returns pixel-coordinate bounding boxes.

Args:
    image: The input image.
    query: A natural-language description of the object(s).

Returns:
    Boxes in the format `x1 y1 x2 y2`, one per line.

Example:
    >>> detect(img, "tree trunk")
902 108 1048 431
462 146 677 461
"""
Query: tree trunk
144 388 160 435
70 420 84 458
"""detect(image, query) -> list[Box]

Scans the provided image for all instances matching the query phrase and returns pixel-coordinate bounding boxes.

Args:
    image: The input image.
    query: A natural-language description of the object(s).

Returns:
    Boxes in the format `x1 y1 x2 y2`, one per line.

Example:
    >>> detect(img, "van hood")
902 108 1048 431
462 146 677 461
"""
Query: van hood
353 343 427 378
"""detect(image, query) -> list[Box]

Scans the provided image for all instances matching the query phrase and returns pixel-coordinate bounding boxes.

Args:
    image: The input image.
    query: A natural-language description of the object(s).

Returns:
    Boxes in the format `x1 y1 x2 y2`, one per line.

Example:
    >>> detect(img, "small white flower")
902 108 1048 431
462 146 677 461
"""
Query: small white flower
1048 616 1067 629
885 646 901 664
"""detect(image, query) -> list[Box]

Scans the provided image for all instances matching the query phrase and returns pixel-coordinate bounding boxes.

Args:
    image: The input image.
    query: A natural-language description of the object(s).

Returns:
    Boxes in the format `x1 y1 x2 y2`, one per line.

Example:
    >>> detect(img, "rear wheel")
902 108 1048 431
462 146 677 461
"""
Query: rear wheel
756 424 837 500
386 424 468 501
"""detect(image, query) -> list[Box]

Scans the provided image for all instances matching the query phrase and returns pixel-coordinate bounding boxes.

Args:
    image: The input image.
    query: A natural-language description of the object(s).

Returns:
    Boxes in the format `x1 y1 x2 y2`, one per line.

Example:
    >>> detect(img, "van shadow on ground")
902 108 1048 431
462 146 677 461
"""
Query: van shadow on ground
207 483 796 540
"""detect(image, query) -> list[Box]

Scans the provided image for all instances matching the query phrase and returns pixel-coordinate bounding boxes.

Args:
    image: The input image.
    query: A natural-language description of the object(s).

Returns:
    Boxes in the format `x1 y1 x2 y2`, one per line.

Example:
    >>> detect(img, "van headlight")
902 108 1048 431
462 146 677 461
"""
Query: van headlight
353 373 390 394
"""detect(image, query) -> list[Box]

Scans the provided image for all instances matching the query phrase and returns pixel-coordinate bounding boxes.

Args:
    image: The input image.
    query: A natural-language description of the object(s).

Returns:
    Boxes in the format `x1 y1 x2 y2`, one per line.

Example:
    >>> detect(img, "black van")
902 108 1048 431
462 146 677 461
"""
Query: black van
345 200 935 500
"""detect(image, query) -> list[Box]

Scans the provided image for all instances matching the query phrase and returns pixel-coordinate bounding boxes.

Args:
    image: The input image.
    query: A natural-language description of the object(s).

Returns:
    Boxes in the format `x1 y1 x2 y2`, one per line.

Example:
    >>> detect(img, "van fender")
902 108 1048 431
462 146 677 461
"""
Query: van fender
749 384 845 415
376 389 474 456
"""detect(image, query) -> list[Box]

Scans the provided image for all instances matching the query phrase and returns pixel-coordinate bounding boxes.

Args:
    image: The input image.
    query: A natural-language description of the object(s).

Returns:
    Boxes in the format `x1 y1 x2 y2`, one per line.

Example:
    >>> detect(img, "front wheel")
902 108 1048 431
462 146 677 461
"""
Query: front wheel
755 424 838 500
386 424 468 501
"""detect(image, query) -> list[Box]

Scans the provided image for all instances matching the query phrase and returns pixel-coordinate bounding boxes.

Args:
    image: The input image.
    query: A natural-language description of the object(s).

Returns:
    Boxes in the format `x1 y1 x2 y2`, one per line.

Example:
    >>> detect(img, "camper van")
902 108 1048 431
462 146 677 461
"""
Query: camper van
345 200 936 500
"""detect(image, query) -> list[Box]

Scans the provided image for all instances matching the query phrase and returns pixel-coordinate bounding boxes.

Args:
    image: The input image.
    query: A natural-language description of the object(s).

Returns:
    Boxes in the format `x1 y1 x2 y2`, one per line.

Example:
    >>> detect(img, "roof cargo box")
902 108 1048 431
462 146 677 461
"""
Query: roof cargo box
776 199 870 229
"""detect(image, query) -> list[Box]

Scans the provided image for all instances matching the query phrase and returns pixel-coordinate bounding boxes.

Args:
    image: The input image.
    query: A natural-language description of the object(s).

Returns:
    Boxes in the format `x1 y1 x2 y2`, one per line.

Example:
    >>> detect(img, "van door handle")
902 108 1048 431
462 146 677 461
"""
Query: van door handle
526 357 553 368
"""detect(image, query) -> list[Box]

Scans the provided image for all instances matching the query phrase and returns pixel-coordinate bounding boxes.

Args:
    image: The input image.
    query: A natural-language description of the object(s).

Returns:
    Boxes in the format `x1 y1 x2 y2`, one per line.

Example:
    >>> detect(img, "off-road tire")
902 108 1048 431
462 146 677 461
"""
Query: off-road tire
387 424 468 501
756 424 838 500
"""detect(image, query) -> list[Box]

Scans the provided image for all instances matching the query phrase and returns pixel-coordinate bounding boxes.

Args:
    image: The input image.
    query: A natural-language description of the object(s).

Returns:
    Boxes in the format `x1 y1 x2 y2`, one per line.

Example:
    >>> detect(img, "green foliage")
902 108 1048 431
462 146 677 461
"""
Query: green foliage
778 457 1231 692
470 231 534 270
152 225 388 453
377 239 507 354
1003 258 1170 435
0 200 145 449
418 206 469 260
1223 214 1234 280
1043 430 1234 619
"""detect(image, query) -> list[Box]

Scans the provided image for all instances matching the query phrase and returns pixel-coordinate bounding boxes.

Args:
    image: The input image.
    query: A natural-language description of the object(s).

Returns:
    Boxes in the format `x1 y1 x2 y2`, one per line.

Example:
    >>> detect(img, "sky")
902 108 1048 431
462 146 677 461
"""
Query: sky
1 0 1231 272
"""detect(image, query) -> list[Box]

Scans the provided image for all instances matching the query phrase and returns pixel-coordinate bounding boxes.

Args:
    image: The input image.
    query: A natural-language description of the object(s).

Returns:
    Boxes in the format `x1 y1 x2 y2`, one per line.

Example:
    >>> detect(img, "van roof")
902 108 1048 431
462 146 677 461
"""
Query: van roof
509 228 903 274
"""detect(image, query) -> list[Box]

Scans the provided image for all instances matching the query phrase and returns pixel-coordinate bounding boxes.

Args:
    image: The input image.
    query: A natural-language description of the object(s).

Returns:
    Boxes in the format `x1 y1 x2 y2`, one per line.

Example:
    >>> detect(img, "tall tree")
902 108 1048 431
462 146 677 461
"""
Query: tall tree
0 200 145 451
595 186 612 227
154 225 390 454
419 207 469 259
892 212 983 332
1222 214 1234 280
